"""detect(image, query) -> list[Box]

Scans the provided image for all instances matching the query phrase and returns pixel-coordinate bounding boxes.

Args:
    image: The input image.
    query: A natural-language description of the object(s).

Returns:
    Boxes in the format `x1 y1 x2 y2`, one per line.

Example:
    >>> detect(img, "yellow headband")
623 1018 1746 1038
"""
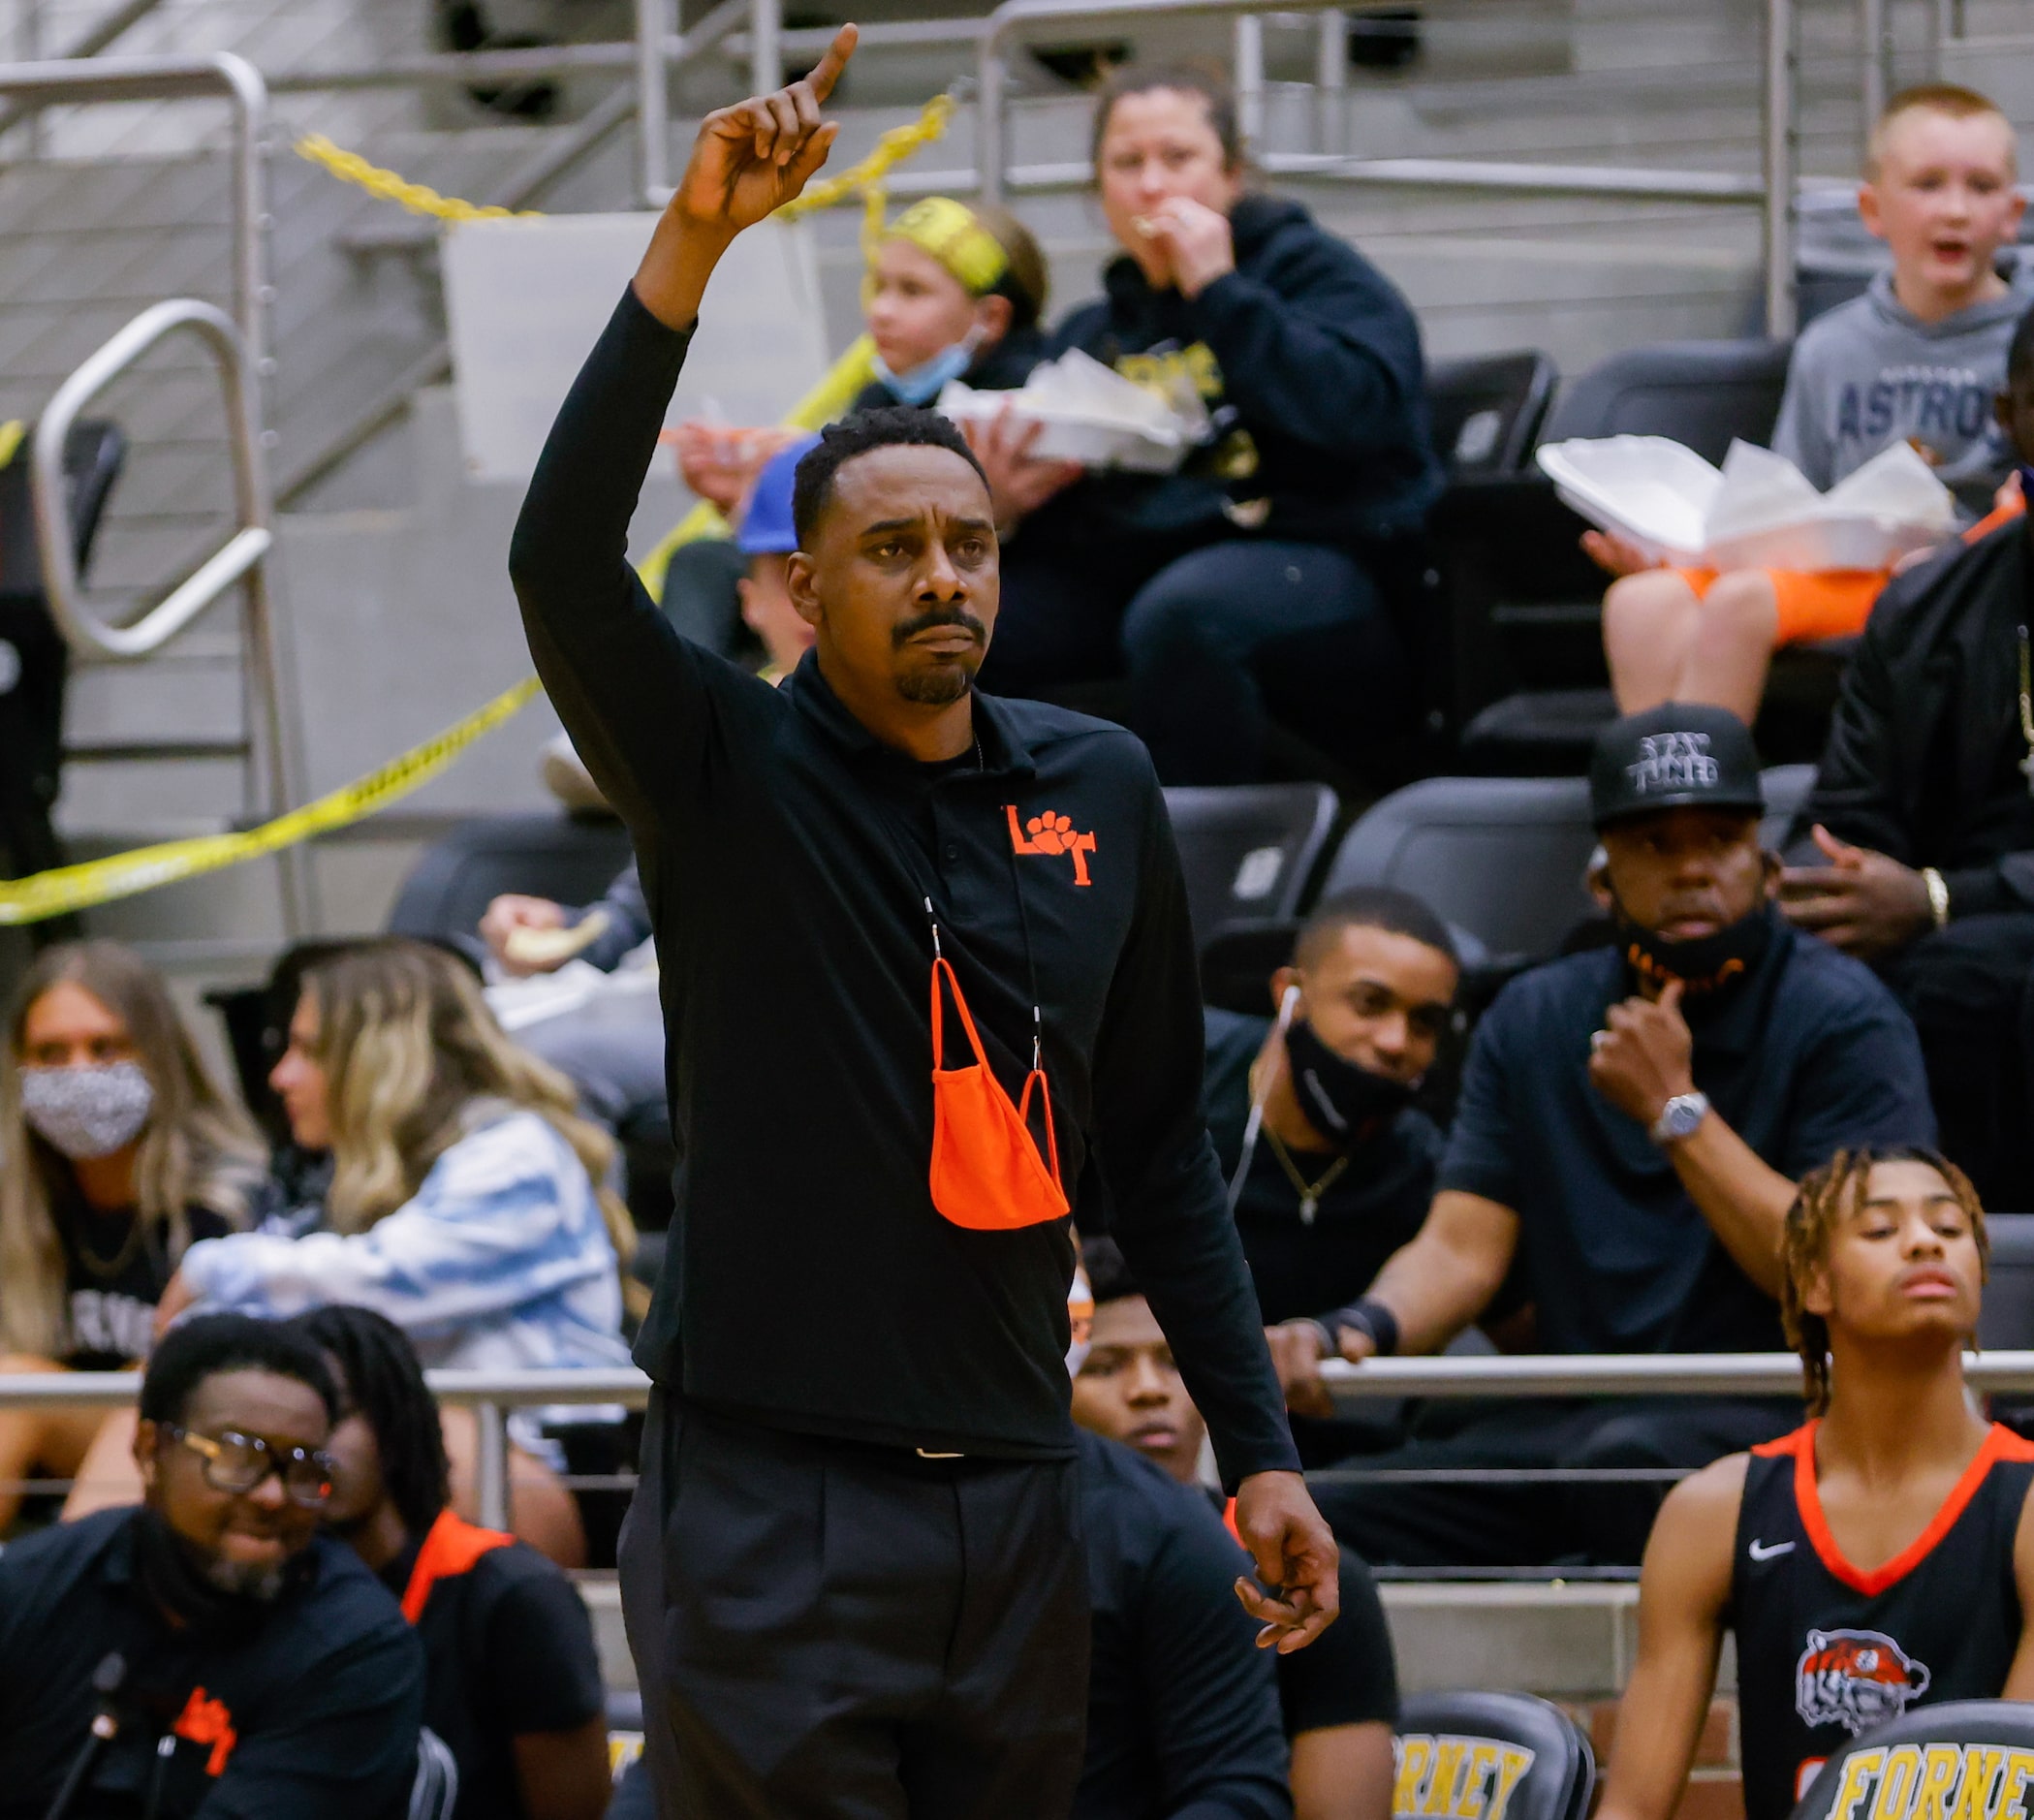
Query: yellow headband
884 197 1010 296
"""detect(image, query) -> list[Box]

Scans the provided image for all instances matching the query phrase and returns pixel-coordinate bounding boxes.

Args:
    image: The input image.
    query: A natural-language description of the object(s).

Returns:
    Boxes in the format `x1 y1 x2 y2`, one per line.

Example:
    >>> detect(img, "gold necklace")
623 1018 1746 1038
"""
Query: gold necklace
1261 1124 1351 1226
69 1205 149 1279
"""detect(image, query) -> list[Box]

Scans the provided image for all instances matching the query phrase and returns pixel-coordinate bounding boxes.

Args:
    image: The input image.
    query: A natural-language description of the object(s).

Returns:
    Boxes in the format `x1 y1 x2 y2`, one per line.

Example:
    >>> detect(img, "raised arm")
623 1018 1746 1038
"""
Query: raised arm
507 32 856 832
1594 1458 1744 1820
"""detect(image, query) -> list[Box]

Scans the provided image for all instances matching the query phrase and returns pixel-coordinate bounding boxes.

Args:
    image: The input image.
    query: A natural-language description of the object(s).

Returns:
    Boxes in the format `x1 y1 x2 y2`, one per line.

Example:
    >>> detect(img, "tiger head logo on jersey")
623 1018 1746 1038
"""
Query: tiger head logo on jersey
1795 1628 1933 1736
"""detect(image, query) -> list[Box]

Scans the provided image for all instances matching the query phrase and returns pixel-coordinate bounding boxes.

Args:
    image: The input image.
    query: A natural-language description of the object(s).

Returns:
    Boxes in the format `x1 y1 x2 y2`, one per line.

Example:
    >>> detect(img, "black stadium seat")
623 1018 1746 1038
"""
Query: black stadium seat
1163 783 1338 949
386 811 635 962
1319 776 1595 967
1427 338 1799 772
1980 1214 2034 1350
1787 1700 2034 1820
1426 351 1558 480
1395 1691 1595 1820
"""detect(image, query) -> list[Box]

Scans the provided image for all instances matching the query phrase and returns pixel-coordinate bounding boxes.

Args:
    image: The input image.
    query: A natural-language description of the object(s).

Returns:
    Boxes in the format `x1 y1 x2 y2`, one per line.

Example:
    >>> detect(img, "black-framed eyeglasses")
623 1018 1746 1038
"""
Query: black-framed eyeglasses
161 1424 334 1507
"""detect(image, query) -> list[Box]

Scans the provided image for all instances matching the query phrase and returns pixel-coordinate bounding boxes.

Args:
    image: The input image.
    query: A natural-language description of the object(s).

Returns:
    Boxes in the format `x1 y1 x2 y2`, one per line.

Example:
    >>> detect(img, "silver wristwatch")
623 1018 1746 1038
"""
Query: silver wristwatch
1649 1091 1711 1145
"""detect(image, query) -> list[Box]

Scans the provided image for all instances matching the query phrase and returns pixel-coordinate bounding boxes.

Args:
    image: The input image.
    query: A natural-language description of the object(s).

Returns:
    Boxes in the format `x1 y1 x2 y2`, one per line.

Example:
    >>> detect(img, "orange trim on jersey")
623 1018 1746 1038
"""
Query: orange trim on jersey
1757 1421 2034 1598
1222 1496 1242 1548
400 1508 515 1623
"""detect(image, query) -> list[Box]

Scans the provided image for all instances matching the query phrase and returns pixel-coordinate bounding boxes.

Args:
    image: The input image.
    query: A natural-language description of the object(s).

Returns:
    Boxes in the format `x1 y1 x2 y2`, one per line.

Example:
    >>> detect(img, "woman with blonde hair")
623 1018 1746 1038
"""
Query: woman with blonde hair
159 939 640 1562
0 940 262 1526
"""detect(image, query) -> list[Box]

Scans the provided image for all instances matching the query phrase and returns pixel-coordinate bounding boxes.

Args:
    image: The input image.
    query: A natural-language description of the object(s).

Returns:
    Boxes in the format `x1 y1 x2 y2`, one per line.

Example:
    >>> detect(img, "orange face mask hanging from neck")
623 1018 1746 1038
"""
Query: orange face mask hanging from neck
928 944 1069 1232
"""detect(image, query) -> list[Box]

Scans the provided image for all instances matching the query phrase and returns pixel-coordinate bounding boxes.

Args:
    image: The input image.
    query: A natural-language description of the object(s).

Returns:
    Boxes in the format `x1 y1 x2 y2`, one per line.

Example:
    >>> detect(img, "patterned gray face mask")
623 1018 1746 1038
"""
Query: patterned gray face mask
19 1060 155 1160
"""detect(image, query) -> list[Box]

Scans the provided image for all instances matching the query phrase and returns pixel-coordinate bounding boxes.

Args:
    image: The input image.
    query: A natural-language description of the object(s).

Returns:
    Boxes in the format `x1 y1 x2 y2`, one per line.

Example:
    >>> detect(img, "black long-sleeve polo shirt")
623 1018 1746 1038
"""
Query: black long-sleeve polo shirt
510 286 1298 1484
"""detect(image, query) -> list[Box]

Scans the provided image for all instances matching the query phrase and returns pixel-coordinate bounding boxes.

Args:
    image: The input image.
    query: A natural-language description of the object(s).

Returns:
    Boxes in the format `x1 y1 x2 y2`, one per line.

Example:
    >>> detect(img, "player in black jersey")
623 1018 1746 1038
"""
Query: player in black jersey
1596 1145 2034 1820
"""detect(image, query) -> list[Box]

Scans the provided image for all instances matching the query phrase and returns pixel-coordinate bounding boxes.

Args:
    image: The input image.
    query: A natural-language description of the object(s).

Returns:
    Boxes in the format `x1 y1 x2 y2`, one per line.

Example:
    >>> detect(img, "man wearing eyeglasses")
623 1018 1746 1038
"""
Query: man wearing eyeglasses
0 1312 425 1820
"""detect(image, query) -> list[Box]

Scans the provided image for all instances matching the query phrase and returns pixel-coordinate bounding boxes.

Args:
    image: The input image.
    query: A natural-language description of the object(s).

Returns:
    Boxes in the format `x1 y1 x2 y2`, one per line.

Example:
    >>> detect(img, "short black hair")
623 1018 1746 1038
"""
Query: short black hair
295 1304 451 1538
140 1312 341 1428
790 406 990 549
2008 298 2034 390
1082 1234 1142 1307
1296 887 1460 971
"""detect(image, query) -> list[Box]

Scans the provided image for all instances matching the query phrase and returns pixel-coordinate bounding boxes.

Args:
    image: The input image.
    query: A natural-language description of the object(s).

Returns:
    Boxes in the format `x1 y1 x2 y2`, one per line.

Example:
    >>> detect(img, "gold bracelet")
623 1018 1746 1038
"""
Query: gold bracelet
1922 866 1951 930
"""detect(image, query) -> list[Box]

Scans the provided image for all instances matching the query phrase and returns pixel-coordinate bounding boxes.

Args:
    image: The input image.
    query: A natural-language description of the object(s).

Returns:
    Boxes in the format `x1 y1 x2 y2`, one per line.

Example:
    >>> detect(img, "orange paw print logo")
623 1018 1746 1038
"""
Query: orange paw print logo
1006 805 1097 886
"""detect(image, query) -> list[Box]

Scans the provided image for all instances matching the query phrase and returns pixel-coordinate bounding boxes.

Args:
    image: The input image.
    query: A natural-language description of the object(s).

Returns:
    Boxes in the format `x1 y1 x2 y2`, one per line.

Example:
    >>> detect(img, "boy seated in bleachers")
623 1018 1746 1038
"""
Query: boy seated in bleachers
1591 83 2027 726
1073 1238 1398 1820
1594 1148 2034 1820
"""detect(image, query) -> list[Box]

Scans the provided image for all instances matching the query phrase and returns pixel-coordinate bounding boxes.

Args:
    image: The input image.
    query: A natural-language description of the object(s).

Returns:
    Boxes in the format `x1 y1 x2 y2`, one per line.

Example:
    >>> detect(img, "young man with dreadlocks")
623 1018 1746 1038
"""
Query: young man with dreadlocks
297 1304 611 1820
1597 1146 2034 1820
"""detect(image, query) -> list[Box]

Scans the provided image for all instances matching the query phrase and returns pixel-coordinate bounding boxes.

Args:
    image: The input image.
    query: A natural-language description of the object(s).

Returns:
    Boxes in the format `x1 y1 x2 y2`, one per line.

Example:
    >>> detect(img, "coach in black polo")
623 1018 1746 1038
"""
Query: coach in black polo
510 30 1331 1819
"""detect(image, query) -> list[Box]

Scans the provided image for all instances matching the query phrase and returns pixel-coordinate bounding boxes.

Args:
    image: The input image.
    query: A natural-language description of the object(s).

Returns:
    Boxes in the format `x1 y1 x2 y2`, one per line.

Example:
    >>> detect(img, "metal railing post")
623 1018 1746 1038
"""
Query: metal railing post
1860 0 1889 138
748 0 780 99
475 1400 512 1532
1314 8 1345 156
978 26 1009 205
1233 13 1265 146
1763 0 1799 340
637 0 673 208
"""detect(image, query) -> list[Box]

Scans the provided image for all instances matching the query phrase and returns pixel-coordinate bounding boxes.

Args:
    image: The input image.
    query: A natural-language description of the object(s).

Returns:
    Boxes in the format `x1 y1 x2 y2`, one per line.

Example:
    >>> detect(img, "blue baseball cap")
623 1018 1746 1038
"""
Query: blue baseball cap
736 433 822 555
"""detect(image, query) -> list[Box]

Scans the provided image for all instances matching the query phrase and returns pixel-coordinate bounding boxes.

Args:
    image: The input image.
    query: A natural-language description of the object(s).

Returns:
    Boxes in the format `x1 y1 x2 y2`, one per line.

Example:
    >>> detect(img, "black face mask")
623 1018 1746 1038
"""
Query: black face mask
1616 900 1776 999
1283 1018 1419 1145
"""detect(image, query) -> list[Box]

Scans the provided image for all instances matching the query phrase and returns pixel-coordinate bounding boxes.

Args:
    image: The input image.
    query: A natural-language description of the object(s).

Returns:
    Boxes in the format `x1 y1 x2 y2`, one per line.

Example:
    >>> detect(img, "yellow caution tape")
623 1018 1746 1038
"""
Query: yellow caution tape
0 676 543 925
0 420 24 469
294 134 541 222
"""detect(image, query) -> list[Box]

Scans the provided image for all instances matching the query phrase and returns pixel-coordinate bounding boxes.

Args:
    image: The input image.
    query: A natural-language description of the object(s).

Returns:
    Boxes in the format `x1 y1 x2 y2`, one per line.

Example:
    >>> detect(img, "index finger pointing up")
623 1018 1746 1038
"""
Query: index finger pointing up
804 23 858 103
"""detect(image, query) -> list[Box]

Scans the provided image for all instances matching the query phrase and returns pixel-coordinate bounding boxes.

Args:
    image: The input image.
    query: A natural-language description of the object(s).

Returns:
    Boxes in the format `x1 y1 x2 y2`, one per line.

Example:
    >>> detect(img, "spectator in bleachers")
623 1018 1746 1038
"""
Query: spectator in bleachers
1595 1148 2034 1820
1309 705 1937 1567
1206 890 1461 1463
1593 84 2028 725
300 1304 611 1820
0 940 263 1529
155 939 636 1564
971 63 1442 786
1074 1238 1397 1820
1781 309 2034 1210
0 1312 424 1818
651 198 1049 655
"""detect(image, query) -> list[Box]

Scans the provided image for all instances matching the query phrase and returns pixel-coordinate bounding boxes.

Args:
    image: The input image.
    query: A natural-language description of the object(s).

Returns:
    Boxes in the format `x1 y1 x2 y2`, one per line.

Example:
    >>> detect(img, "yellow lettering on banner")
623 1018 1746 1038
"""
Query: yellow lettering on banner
1871 1746 1925 1820
1951 1748 2007 1820
1911 1746 1968 1820
1455 1743 1500 1818
1486 1745 1538 1820
1395 1736 1434 1815
1994 1750 2034 1820
1832 1751 1890 1820
1425 1741 1468 1814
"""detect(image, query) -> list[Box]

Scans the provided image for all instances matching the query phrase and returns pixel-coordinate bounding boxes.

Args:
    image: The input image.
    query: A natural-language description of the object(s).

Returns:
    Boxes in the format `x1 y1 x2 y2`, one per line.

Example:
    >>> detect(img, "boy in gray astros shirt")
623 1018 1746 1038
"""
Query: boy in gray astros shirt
1590 82 2029 728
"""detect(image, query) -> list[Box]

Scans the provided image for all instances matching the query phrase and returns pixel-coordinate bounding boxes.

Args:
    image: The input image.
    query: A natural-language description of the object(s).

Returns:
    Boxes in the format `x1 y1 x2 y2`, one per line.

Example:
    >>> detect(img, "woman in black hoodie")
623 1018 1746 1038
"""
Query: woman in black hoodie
976 66 1443 784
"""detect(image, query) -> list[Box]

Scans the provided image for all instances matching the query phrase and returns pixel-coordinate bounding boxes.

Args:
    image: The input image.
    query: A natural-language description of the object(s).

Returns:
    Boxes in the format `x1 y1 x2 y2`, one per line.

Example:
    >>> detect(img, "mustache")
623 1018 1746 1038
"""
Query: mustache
893 606 987 649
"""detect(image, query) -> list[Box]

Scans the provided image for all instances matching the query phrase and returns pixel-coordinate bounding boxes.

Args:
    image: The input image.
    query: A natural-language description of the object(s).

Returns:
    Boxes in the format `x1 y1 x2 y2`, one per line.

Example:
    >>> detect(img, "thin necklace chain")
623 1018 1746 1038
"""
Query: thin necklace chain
1262 1122 1352 1207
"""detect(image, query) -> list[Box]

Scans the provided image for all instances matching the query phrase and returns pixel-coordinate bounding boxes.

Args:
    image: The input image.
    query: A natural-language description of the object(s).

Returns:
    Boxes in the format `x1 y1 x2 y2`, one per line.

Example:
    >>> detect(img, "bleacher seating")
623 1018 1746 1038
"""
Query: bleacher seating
1425 338 1800 774
1394 1692 1596 1820
1163 783 1340 949
1425 351 1559 480
1980 1213 2034 1349
1786 1701 2034 1820
386 811 635 966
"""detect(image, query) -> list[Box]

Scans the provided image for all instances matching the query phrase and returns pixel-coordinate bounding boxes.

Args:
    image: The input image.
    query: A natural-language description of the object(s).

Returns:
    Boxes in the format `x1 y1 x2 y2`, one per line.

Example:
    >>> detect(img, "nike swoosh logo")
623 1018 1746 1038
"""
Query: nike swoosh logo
1748 1538 1796 1561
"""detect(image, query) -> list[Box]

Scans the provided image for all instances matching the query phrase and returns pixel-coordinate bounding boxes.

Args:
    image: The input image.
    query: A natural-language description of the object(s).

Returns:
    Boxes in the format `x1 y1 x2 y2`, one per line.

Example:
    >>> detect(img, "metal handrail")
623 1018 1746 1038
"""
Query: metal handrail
0 54 271 376
971 0 1802 335
636 0 751 207
33 302 271 661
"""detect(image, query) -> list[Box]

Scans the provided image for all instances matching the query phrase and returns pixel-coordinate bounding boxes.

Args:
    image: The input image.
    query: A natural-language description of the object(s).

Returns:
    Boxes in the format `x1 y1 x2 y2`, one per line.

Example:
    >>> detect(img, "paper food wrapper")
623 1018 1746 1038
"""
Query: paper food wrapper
1535 434 1957 572
938 349 1205 473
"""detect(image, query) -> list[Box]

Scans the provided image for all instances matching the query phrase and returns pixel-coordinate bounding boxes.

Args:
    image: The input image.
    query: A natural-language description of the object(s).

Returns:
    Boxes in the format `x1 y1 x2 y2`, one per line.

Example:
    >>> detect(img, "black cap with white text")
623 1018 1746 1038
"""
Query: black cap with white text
1589 703 1764 830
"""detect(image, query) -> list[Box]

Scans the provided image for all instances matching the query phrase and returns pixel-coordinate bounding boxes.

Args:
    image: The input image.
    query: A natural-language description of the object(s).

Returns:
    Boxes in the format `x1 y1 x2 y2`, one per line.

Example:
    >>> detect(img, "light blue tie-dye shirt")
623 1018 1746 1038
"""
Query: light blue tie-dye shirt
178 1104 631 1375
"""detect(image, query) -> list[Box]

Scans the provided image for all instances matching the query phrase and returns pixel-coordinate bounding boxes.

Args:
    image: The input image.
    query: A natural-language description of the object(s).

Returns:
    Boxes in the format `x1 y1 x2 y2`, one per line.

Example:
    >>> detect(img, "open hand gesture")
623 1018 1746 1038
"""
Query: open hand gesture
635 25 857 328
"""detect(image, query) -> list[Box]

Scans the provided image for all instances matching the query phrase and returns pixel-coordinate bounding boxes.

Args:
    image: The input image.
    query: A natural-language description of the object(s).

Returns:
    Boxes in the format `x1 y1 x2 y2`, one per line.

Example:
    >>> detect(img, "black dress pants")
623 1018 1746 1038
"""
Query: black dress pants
1880 912 2034 1210
1309 1396 1796 1568
617 1394 1090 1819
